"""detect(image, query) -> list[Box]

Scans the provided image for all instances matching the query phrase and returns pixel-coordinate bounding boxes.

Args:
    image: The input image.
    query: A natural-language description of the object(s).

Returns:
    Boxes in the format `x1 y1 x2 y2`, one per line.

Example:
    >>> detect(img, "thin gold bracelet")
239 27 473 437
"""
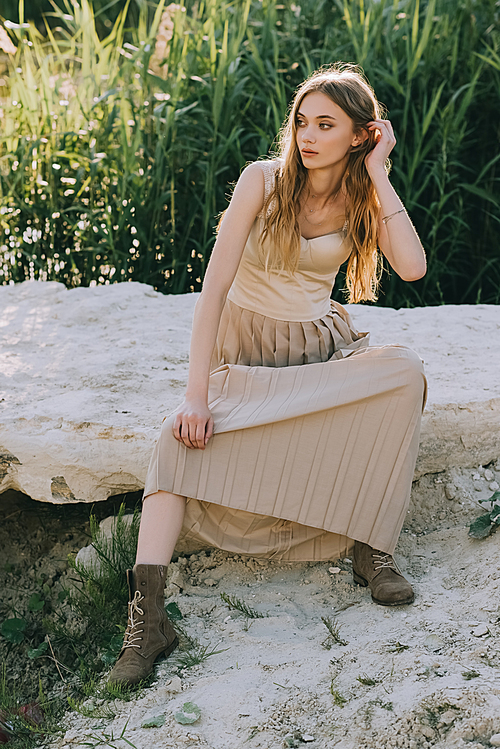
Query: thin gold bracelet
382 208 405 224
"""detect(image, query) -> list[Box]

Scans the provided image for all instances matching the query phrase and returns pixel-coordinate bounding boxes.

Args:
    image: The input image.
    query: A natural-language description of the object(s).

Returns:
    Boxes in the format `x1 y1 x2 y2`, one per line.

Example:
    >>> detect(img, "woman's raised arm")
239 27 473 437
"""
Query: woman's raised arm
365 119 427 282
172 161 266 450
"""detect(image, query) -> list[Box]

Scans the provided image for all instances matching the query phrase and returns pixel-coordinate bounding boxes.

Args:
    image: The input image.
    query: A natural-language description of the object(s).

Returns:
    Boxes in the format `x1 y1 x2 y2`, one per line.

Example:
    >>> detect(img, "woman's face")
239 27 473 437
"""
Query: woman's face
295 91 364 170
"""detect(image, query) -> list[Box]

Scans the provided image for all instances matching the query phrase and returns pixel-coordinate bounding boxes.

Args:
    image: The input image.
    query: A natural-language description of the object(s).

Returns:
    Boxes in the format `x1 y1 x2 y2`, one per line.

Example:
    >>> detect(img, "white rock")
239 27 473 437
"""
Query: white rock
472 624 489 637
424 634 444 651
489 481 500 492
329 567 341 574
164 676 182 694
165 567 185 597
472 473 482 481
302 735 315 742
489 734 500 747
75 514 135 571
484 469 494 481
1 282 500 503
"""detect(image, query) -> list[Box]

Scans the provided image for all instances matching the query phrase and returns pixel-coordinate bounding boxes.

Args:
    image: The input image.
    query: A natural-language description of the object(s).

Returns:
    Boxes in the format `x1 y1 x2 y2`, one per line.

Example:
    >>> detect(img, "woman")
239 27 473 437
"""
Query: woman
108 64 427 688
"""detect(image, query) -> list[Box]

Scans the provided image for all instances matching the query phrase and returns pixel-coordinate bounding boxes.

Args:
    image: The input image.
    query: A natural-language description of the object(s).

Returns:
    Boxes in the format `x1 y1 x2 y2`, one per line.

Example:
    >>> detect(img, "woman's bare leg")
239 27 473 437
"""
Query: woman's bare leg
135 490 186 566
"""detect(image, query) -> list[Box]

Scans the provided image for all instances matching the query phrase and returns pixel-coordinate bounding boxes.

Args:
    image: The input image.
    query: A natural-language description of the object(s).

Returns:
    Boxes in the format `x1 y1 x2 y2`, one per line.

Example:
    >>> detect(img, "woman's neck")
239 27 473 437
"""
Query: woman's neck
305 163 347 199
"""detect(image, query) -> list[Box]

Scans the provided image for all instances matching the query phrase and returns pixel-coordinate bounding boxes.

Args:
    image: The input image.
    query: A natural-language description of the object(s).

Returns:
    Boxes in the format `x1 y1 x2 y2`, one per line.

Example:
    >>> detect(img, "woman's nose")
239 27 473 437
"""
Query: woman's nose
302 127 315 143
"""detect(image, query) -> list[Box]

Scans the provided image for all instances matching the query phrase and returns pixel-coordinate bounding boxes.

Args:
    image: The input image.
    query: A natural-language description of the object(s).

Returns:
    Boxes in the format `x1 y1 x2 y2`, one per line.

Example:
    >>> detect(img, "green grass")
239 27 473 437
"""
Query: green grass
220 592 267 619
321 616 348 647
0 0 499 307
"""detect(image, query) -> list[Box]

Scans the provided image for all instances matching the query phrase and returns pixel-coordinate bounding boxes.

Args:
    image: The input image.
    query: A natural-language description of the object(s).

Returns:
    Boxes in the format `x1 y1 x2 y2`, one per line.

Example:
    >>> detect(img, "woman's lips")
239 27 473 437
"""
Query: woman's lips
301 149 318 156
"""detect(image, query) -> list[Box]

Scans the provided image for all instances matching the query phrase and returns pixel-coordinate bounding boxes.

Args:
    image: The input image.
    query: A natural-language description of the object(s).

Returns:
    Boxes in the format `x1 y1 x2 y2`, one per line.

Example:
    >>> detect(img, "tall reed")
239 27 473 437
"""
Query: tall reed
0 0 498 306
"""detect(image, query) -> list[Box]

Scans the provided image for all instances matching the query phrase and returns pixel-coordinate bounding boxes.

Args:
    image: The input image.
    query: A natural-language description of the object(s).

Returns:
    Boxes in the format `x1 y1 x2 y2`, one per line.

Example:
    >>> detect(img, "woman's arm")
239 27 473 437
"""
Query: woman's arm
172 161 265 450
365 119 427 282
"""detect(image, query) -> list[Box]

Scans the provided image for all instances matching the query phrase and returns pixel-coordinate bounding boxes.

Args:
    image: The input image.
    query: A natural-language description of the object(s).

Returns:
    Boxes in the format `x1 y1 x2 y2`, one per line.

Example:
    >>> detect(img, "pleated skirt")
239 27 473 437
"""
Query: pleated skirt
143 298 427 560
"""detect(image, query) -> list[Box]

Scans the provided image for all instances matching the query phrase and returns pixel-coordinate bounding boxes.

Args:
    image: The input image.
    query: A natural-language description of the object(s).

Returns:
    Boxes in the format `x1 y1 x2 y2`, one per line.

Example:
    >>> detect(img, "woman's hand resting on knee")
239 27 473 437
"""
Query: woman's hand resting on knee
172 397 214 450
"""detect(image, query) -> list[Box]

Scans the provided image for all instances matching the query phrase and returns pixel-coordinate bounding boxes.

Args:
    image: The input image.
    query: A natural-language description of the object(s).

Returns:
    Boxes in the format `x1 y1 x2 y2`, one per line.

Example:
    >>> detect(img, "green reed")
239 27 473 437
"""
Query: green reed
0 0 499 306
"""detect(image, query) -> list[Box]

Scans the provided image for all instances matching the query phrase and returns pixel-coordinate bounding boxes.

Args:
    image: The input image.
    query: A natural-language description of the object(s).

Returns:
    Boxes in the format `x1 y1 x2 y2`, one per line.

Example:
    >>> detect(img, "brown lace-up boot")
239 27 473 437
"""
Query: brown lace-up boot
352 541 414 606
107 564 179 688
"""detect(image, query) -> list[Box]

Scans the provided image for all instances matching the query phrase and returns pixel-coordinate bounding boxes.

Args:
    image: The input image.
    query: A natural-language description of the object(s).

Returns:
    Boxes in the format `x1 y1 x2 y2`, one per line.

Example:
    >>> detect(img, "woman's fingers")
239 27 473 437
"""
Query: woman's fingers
173 414 182 443
173 415 213 450
368 119 396 144
194 420 206 450
171 399 213 449
205 416 214 444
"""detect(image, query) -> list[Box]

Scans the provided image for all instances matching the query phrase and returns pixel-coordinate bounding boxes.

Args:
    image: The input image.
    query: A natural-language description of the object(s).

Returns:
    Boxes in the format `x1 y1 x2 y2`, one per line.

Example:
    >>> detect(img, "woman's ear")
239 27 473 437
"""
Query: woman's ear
351 129 369 148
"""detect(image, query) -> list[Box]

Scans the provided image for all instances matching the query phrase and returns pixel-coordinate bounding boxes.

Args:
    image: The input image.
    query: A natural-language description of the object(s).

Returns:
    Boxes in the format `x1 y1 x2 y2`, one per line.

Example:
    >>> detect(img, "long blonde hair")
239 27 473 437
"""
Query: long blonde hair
260 63 386 303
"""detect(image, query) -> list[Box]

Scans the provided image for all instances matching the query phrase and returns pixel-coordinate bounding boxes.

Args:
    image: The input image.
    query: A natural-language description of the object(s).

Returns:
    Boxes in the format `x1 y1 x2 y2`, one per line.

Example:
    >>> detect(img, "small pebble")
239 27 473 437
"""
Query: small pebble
420 725 435 739
424 634 444 652
164 676 182 693
329 567 341 574
484 469 494 481
489 734 500 747
472 472 482 481
444 483 456 500
473 624 489 637
302 735 315 743
473 481 485 492
489 481 500 491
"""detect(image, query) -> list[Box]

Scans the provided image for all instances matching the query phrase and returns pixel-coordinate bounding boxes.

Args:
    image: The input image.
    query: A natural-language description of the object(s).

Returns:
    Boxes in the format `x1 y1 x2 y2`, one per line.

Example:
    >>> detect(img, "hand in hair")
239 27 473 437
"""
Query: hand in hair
364 119 397 175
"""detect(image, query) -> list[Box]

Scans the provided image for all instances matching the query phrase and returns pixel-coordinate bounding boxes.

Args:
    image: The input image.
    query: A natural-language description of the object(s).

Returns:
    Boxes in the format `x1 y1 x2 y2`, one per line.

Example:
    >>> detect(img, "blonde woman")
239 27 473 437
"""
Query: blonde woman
108 64 427 687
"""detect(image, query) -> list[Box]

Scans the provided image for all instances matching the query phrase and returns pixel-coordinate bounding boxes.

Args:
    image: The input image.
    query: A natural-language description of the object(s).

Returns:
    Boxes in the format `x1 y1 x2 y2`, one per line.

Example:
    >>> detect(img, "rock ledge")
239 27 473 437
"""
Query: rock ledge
1 281 499 503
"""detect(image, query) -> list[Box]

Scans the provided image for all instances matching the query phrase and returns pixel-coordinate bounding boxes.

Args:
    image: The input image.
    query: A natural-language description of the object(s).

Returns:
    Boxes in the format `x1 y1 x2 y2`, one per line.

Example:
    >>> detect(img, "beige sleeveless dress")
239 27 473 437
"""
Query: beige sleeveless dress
143 161 427 561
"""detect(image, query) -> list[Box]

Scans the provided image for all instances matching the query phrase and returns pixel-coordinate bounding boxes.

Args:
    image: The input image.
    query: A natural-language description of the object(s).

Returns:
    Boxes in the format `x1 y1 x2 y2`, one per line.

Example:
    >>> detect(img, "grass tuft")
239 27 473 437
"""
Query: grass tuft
330 680 348 708
321 616 348 647
462 669 480 680
356 674 379 686
220 592 267 619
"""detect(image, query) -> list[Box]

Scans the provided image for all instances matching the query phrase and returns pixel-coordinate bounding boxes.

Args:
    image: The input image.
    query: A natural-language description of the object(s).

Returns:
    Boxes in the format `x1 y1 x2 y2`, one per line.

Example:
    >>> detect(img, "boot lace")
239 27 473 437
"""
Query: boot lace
372 552 399 573
123 590 145 649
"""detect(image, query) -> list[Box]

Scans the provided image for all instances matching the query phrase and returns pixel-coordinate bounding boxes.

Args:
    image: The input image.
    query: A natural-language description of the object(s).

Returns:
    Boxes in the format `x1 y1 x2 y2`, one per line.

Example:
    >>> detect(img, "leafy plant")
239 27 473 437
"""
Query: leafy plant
469 491 500 539
1 617 27 645
165 601 183 621
174 701 201 724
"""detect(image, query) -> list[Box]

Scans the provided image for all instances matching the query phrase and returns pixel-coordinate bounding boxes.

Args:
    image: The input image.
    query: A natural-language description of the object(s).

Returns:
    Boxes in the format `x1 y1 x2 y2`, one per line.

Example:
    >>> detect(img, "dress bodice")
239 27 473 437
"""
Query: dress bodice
226 161 352 322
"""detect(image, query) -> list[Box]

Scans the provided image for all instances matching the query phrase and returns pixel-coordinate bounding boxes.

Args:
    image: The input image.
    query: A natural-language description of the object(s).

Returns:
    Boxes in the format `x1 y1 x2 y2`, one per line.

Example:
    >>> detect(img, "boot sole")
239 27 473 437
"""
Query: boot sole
352 571 414 606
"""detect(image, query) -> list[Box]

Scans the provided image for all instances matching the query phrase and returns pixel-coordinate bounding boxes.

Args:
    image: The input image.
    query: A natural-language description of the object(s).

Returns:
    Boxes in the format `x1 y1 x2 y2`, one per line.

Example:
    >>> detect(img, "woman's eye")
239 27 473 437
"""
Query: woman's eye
319 123 332 129
296 120 305 127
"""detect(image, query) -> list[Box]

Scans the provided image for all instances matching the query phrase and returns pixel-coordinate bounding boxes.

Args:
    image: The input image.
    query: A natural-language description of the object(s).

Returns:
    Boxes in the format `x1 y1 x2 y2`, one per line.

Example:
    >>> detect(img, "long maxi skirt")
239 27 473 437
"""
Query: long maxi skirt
143 298 427 561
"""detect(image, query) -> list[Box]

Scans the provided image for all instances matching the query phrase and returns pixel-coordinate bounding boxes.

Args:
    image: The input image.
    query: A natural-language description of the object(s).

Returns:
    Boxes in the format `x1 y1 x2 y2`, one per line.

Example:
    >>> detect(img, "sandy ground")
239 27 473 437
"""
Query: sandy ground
1 281 499 747
50 463 500 749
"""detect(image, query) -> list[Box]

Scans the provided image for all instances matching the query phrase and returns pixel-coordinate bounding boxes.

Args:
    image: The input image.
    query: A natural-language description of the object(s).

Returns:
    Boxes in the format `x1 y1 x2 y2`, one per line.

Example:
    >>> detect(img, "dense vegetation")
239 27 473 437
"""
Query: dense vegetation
0 0 499 307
